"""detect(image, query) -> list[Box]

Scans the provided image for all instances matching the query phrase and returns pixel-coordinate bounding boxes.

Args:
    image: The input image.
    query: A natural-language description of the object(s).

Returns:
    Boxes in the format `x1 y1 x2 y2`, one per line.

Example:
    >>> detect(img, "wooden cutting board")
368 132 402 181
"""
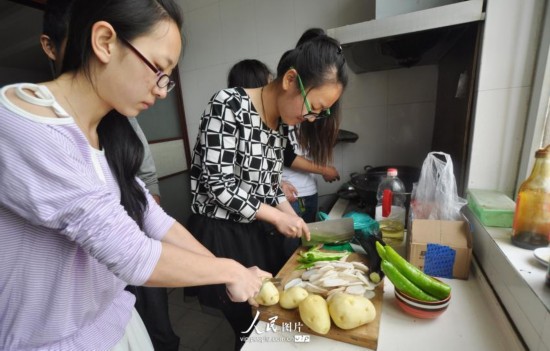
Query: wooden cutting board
252 247 384 349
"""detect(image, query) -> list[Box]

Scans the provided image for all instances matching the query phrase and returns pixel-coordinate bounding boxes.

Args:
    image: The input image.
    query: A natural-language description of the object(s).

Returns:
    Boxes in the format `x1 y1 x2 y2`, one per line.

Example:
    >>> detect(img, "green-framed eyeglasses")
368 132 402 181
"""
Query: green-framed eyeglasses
296 72 331 122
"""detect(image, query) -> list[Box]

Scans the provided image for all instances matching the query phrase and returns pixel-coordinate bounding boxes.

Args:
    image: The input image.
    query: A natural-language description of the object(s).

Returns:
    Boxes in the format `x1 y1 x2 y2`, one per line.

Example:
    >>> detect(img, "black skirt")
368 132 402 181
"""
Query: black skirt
186 214 289 347
187 213 288 273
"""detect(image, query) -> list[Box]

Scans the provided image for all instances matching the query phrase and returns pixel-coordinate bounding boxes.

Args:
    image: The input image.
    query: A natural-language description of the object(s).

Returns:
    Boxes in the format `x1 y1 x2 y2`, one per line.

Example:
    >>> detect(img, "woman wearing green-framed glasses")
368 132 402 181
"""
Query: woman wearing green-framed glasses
188 29 348 350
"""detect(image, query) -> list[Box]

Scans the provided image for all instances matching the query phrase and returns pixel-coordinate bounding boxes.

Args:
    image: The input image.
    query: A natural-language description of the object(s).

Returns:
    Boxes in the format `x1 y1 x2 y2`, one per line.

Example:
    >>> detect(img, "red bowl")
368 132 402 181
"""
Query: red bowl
394 287 451 319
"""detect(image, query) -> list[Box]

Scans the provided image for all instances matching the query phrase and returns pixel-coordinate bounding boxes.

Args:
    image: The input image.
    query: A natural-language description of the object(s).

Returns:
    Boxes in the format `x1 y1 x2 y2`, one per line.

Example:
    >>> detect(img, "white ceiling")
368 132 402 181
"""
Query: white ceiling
0 1 51 73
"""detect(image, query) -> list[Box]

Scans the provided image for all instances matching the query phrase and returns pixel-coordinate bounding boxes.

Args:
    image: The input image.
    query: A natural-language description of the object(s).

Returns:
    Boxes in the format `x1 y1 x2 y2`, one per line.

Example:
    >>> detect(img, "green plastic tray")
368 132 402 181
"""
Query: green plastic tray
467 189 516 228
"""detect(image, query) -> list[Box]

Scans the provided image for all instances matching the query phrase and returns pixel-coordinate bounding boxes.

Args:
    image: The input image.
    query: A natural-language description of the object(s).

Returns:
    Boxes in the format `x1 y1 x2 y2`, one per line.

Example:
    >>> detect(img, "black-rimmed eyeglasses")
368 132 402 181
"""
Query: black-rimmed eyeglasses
296 72 331 122
119 37 176 93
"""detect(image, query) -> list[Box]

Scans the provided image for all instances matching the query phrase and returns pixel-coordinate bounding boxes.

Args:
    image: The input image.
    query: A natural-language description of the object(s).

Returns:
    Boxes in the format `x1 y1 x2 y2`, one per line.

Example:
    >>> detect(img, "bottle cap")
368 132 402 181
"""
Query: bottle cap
387 168 398 176
535 144 550 158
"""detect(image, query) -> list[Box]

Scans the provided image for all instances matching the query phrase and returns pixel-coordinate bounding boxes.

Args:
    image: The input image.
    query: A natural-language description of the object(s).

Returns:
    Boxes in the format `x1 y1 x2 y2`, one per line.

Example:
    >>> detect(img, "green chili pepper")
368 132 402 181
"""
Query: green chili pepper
381 260 438 302
375 241 388 261
384 244 451 300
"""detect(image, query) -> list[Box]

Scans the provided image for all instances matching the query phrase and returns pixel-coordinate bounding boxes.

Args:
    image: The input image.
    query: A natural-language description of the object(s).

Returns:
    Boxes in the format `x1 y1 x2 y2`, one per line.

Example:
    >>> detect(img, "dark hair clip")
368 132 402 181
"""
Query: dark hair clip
337 45 343 54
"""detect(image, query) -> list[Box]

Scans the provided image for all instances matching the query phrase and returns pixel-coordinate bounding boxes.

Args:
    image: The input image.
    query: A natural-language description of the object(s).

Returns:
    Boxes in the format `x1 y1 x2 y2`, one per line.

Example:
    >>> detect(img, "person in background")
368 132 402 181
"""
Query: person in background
39 1 178 349
227 59 274 89
0 0 271 350
188 29 348 349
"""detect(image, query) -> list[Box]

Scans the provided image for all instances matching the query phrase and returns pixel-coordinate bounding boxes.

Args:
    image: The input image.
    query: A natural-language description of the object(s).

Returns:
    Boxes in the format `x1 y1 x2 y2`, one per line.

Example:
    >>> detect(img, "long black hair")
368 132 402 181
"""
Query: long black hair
61 0 183 227
276 28 348 166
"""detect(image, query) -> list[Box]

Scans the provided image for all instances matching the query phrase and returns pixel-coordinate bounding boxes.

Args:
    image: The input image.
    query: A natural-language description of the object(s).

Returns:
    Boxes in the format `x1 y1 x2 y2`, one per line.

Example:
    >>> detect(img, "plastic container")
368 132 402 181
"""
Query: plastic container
511 144 550 250
375 168 406 244
467 189 515 227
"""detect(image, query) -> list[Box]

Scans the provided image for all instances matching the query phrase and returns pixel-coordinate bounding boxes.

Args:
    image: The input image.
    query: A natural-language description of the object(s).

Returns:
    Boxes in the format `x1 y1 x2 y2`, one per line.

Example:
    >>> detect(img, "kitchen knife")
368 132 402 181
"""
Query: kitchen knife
303 217 355 245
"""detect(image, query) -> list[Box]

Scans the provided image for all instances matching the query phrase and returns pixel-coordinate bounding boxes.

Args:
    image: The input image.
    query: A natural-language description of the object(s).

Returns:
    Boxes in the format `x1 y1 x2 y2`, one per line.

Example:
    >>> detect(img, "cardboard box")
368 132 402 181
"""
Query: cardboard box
407 218 472 279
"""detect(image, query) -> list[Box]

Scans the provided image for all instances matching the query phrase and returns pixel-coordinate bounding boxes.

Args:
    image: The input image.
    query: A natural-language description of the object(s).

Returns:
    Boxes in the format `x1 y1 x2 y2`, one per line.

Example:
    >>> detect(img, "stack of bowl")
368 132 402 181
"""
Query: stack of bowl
394 286 451 319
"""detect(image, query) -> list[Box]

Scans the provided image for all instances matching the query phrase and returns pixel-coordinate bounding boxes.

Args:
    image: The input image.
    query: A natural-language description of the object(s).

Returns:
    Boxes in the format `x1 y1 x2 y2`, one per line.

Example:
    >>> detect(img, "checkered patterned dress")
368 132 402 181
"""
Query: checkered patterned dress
190 88 288 223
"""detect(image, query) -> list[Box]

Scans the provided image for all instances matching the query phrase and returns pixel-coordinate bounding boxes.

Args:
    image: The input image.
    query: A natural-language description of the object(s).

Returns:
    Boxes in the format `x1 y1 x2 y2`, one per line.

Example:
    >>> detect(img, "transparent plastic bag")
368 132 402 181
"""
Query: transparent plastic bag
411 152 467 220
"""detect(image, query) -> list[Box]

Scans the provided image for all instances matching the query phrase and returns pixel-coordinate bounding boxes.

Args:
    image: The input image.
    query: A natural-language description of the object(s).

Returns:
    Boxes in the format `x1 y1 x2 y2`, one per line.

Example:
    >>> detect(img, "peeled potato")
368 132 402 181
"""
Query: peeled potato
328 292 376 330
298 294 331 335
279 286 308 309
255 281 280 306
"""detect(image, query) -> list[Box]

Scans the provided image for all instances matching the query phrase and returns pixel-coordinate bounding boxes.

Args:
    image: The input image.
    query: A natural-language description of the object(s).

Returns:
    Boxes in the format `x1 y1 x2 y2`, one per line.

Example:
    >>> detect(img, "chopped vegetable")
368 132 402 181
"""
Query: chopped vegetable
296 245 350 269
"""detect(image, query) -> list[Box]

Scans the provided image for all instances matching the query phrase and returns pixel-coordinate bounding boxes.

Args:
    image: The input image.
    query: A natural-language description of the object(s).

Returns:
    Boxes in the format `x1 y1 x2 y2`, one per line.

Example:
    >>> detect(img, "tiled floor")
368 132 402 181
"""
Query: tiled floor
167 288 235 351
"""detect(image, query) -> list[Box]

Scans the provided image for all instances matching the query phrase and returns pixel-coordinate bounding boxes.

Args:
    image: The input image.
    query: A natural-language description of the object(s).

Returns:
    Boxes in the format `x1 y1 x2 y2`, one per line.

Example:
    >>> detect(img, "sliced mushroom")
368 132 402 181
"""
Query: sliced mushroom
345 285 367 296
363 290 376 300
301 268 319 281
351 261 370 273
284 278 304 291
303 282 329 294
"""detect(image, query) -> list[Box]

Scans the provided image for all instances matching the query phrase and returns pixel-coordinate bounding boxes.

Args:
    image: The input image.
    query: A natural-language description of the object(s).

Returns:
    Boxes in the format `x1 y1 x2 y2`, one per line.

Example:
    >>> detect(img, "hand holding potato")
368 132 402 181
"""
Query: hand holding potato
225 265 271 303
255 280 280 306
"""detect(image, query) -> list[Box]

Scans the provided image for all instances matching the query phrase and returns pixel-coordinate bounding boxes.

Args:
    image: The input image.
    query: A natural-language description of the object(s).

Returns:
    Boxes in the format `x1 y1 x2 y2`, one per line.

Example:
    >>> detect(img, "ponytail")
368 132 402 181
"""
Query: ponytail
97 111 147 229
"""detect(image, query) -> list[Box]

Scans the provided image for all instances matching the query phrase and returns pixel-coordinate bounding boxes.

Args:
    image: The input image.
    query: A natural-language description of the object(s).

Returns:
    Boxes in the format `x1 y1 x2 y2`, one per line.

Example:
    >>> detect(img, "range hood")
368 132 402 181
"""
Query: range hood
327 0 485 73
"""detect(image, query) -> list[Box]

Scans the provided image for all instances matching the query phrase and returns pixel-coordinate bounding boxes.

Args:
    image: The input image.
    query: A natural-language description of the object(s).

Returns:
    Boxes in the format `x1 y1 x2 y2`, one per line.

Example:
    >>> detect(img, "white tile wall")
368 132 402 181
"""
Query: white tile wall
477 0 544 91
180 3 223 71
179 0 219 13
179 0 439 197
387 66 438 104
293 0 341 36
386 102 435 165
468 87 530 196
220 0 259 63
254 0 296 56
341 70 388 108
468 0 545 199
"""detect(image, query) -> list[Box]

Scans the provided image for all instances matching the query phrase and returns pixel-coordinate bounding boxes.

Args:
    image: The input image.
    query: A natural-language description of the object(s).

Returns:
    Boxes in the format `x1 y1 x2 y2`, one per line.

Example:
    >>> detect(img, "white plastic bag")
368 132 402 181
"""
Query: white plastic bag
411 152 467 220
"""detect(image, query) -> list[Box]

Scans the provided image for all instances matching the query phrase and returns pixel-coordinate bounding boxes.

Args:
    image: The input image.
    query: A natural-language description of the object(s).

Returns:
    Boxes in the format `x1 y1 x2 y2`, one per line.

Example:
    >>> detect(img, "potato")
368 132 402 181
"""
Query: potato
328 292 376 330
279 286 308 309
298 294 331 335
255 281 280 306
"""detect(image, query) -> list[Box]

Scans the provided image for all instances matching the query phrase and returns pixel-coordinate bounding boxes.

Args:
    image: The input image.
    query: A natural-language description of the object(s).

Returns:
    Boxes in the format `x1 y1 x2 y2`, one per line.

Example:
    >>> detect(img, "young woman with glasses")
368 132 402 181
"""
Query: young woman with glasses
0 1 271 350
187 29 348 350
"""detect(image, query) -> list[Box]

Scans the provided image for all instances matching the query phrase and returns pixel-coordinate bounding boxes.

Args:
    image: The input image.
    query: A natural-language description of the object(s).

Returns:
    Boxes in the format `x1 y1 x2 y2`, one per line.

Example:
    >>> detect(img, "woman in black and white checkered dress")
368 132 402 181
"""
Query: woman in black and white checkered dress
187 31 348 350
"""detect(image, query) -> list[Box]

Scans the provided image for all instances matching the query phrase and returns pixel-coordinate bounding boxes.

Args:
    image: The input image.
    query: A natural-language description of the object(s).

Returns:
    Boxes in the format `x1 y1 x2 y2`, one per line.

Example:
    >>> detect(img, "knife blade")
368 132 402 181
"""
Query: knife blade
303 218 355 245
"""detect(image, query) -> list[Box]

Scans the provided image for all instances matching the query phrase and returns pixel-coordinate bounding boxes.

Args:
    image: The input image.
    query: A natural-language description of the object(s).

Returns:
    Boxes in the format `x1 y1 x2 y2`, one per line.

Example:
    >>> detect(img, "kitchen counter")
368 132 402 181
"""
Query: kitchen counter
243 259 524 351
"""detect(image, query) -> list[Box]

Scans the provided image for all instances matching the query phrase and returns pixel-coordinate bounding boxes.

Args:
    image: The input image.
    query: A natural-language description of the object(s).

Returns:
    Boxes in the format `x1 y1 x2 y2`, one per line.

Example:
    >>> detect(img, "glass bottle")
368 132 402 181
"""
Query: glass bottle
375 168 406 245
511 144 550 249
